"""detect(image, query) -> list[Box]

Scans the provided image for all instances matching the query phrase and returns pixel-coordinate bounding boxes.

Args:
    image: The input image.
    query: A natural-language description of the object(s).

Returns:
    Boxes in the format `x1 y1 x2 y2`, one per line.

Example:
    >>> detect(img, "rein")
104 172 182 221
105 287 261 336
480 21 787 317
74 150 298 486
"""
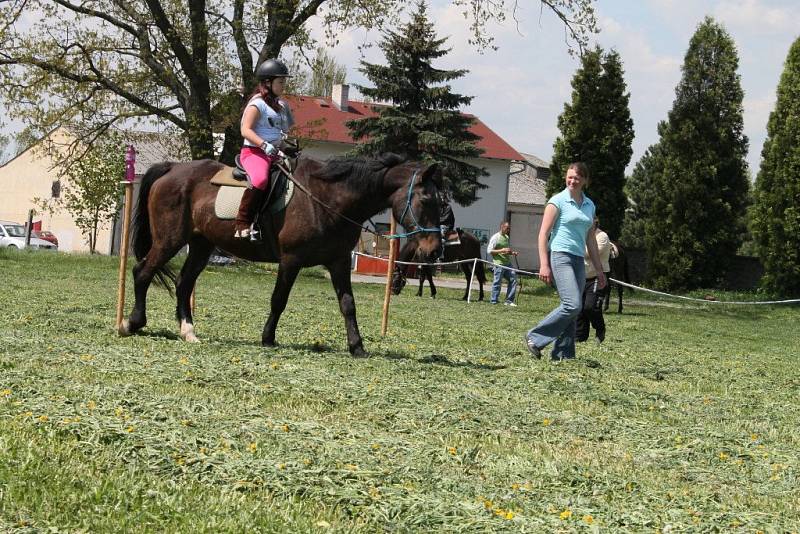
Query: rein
277 161 440 240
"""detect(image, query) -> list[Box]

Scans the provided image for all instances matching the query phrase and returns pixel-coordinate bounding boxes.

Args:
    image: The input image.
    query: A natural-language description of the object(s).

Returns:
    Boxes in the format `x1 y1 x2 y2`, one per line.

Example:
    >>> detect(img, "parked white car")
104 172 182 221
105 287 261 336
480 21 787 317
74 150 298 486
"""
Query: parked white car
0 220 58 251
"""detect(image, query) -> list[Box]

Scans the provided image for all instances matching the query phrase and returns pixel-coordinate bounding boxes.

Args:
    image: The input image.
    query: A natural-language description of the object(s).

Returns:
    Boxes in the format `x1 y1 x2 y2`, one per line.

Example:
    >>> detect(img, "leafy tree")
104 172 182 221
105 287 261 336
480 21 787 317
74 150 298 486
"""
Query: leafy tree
751 37 800 297
34 142 123 253
347 1 487 205
635 17 749 290
620 142 664 249
302 47 347 97
0 1 597 166
548 47 634 240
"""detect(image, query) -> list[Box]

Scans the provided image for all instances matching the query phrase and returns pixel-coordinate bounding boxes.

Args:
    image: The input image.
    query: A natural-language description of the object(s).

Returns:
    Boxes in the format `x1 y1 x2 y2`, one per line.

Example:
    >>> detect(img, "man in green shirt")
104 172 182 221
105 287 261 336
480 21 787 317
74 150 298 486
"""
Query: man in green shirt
487 221 519 305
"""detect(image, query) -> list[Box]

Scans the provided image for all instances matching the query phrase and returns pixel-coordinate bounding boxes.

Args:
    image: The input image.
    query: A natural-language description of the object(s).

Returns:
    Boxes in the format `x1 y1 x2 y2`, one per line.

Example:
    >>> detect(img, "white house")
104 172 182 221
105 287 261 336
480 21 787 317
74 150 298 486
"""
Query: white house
506 153 549 270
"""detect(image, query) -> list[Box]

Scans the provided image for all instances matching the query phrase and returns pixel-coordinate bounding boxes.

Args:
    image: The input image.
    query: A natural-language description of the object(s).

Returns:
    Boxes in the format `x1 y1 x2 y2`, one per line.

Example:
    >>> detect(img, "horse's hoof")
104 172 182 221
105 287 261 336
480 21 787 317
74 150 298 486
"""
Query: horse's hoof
118 319 131 337
351 347 368 358
180 320 200 343
262 339 276 348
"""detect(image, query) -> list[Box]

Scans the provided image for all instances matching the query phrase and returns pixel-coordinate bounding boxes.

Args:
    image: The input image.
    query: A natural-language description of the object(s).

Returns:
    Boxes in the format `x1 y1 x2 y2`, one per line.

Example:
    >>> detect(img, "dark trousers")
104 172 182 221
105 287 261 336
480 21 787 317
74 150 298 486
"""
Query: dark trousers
576 277 606 342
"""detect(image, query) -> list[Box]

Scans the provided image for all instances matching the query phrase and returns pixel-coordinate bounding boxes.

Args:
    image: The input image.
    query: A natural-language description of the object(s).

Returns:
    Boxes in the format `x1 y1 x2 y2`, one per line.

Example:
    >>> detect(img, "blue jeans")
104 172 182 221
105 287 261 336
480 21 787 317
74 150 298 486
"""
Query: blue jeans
526 251 585 360
490 264 518 304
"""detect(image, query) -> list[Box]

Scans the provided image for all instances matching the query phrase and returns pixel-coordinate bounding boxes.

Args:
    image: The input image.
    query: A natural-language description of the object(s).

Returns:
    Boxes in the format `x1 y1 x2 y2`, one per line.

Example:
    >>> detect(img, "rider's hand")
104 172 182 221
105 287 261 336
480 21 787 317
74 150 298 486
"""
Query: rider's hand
260 141 278 156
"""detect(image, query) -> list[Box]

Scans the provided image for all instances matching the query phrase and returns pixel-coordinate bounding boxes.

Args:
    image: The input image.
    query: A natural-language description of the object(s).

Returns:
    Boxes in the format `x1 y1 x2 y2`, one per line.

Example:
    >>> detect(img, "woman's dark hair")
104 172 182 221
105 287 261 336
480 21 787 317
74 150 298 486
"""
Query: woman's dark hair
247 79 283 113
567 162 590 182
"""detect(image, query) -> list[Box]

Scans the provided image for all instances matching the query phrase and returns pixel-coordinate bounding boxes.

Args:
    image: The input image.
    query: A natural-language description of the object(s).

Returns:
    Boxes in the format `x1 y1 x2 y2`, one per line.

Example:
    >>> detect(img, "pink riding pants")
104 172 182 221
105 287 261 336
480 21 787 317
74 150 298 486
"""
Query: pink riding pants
240 146 277 190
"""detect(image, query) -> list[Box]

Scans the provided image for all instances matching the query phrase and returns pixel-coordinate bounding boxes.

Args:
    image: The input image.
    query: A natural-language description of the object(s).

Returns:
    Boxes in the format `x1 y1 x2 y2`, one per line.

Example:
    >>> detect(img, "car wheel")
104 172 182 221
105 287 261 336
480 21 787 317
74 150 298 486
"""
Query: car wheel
8 245 18 249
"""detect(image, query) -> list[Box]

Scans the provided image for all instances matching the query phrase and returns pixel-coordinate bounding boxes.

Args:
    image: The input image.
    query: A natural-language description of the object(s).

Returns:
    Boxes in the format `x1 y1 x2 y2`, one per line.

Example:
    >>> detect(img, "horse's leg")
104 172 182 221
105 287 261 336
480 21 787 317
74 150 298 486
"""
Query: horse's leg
174 236 215 342
416 268 424 297
460 262 471 301
326 255 366 356
618 284 624 314
427 266 436 298
121 243 184 336
262 257 301 348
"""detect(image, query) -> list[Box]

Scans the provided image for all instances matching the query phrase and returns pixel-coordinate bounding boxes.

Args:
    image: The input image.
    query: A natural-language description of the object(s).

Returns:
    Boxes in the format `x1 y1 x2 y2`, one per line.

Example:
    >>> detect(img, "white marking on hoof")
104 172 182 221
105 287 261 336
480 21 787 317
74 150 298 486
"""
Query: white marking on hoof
118 319 131 337
180 320 200 343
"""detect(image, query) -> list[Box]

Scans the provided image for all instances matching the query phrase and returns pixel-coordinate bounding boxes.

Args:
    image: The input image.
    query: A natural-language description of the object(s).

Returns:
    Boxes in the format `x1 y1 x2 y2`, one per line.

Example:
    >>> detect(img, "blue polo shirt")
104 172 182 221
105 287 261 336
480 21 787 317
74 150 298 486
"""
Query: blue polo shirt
547 188 595 257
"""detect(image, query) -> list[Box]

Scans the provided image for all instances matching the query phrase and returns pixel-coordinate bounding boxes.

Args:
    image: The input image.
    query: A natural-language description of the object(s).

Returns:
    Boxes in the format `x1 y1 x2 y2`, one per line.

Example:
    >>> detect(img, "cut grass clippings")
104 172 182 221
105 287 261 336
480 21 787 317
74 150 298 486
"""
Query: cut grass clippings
1 248 798 532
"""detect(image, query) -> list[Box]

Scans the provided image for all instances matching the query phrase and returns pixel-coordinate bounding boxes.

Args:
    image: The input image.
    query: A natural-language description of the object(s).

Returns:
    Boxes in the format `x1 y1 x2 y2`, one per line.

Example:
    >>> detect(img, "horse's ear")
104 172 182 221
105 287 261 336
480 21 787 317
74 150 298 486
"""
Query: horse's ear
419 162 441 186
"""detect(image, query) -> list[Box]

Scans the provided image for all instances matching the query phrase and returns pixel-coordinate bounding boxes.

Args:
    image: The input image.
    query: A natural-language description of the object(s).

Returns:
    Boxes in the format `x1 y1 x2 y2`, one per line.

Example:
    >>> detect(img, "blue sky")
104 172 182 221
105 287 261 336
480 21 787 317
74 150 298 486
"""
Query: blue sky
315 0 799 176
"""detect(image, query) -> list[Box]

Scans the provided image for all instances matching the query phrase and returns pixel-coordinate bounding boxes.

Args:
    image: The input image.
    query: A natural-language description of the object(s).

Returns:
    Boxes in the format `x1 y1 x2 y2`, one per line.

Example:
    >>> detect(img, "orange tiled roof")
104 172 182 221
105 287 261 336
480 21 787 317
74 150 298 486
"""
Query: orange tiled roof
286 95 523 162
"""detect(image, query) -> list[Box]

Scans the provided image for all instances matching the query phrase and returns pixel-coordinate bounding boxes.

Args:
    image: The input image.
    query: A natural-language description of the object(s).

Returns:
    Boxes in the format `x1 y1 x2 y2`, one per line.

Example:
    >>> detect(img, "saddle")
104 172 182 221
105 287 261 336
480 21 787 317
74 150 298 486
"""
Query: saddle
210 157 296 258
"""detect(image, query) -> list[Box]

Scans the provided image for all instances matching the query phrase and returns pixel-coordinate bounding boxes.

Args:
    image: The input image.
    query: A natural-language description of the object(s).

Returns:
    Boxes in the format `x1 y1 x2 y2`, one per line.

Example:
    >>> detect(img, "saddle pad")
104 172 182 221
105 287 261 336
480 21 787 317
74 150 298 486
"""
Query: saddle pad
214 186 245 219
214 180 295 220
209 167 246 187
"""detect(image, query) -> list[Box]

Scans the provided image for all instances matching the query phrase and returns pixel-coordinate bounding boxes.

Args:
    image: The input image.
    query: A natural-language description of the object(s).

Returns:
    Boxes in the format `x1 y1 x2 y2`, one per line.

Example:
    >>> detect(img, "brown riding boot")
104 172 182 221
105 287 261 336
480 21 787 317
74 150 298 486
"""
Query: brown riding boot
234 187 266 239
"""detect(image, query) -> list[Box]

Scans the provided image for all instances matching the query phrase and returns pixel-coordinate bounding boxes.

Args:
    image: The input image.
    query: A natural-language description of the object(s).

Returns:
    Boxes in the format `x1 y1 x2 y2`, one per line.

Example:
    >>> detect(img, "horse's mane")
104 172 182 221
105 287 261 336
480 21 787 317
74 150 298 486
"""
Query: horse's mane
311 153 406 193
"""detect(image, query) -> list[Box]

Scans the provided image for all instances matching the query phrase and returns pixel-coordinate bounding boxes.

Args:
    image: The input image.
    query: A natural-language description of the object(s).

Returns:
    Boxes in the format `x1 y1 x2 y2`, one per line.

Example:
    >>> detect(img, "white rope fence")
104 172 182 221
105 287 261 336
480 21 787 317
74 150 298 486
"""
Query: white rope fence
352 251 800 306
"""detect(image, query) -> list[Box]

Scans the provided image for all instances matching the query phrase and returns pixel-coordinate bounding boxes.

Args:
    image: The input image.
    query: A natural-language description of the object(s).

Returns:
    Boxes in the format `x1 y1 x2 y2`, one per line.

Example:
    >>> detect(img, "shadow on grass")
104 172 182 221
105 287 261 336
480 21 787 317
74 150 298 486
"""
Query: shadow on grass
379 351 506 371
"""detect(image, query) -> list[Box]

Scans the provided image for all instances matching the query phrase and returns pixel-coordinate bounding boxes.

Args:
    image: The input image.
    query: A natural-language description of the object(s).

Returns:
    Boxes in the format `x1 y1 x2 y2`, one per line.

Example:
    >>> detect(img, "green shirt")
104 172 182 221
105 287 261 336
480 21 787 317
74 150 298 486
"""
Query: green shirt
488 232 511 266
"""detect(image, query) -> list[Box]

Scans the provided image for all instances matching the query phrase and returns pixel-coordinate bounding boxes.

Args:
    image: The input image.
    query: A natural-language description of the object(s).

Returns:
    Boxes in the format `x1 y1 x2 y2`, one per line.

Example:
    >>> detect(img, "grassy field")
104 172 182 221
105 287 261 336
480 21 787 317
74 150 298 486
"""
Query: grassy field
1 249 798 532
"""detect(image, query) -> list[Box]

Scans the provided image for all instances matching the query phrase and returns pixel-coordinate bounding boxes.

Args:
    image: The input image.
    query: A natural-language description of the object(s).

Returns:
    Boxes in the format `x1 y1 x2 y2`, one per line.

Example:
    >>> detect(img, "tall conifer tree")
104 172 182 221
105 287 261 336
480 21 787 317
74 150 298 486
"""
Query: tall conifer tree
638 17 749 290
548 47 634 239
751 37 800 297
347 1 487 205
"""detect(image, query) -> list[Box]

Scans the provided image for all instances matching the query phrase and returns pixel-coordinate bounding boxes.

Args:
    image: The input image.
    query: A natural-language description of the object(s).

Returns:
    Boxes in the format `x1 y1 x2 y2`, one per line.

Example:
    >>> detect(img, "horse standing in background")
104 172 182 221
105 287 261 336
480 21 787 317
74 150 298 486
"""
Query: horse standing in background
119 154 442 356
391 230 486 301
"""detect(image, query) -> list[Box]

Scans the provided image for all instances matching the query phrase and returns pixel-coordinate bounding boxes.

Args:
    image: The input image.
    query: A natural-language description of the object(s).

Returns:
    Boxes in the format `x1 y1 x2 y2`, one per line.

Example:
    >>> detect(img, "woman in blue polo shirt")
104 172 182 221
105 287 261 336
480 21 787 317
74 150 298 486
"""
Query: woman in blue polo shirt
524 162 606 361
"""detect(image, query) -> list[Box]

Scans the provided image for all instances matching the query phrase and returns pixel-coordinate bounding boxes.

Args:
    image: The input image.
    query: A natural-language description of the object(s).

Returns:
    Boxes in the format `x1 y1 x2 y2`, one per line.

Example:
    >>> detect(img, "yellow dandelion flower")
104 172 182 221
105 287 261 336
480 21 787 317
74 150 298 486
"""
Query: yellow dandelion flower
505 511 515 520
511 483 520 491
126 425 134 433
199 447 208 455
281 424 289 432
542 418 552 426
271 362 279 370
583 515 594 524
494 508 506 517
345 463 358 471
1 388 11 397
80 354 93 362
115 407 125 417
37 415 49 423
303 458 312 466
23 411 33 418
750 433 758 441
719 452 729 461
179 356 189 365
559 509 572 520
176 457 185 465
277 463 286 470
72 416 81 422
448 447 457 455
371 443 381 450
483 499 493 510
248 442 257 453
87 400 96 410
181 419 191 427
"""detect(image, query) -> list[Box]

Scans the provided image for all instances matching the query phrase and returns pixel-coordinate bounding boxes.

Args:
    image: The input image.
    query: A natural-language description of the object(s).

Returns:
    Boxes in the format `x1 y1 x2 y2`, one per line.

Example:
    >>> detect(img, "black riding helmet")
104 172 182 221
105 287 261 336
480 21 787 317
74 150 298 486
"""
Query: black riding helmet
256 59 292 80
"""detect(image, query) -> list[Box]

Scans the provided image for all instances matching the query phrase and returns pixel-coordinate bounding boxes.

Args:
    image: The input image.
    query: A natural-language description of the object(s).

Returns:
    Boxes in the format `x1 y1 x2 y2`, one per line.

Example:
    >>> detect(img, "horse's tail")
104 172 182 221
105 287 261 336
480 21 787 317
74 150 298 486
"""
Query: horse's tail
132 162 177 290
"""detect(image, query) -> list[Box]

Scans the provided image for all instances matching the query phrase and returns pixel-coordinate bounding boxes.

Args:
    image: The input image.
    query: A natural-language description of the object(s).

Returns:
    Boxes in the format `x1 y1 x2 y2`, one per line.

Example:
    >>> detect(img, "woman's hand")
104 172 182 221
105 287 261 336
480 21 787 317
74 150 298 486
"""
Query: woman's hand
539 264 553 286
596 271 607 289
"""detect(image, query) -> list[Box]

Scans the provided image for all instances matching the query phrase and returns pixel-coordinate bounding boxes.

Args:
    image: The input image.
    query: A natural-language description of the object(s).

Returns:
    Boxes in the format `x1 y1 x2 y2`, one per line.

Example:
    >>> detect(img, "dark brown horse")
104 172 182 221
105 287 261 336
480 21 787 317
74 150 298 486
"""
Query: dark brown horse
391 230 486 301
119 154 442 356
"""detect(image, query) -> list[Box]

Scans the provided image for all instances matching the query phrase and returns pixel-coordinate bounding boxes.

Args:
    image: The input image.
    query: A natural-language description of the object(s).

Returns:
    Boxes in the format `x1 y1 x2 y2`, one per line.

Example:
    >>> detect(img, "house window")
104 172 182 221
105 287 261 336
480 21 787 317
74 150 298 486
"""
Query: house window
51 180 61 198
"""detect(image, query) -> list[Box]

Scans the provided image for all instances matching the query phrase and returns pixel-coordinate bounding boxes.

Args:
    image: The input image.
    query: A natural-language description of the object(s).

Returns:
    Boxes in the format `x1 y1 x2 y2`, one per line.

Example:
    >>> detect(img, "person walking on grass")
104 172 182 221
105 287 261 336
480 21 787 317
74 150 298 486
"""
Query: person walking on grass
576 217 611 344
523 162 606 361
487 221 519 306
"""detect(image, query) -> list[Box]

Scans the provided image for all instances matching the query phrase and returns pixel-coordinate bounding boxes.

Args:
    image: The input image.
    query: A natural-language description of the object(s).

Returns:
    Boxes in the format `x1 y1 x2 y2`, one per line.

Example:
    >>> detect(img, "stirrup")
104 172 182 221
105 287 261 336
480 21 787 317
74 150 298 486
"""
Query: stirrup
234 224 259 240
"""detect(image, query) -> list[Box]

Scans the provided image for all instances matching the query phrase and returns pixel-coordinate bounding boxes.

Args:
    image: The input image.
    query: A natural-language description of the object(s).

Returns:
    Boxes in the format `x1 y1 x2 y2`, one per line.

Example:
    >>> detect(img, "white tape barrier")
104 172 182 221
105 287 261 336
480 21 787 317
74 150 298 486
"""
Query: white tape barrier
352 251 800 306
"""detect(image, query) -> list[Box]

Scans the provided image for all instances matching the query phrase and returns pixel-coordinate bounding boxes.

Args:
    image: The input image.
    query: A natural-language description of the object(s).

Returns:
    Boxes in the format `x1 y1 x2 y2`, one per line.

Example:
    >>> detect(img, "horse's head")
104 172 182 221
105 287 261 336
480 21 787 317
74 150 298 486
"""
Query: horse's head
391 266 407 295
386 162 442 262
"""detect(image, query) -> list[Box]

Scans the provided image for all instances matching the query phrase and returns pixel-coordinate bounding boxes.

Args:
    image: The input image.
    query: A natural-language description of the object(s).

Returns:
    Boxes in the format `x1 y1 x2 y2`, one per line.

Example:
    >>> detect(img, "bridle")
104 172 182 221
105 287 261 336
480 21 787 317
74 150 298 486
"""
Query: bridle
280 161 440 240
387 169 441 239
